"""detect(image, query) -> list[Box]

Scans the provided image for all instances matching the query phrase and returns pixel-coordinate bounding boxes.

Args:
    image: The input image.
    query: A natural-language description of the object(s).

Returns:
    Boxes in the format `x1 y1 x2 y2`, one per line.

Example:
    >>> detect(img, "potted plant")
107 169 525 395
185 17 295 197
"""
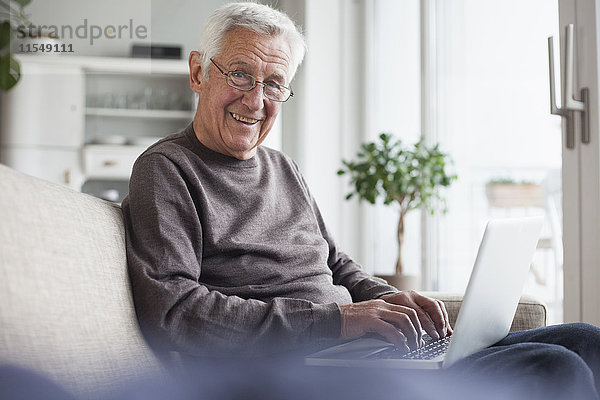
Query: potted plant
0 0 31 91
337 133 457 289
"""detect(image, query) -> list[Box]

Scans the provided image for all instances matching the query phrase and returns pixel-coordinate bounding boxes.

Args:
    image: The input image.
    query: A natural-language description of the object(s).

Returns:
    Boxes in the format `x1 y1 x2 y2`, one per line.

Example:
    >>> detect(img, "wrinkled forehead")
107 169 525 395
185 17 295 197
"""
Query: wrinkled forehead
217 27 292 81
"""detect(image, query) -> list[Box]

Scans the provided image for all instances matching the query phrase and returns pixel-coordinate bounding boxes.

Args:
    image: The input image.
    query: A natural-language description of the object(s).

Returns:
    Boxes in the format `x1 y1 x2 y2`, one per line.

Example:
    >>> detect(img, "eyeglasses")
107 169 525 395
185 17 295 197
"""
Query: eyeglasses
210 58 294 102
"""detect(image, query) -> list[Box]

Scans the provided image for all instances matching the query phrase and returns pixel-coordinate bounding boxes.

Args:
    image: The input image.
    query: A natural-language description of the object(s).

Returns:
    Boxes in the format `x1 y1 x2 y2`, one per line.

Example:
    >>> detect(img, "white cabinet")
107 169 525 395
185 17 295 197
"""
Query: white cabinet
84 145 148 179
0 54 194 199
0 62 85 148
0 147 84 189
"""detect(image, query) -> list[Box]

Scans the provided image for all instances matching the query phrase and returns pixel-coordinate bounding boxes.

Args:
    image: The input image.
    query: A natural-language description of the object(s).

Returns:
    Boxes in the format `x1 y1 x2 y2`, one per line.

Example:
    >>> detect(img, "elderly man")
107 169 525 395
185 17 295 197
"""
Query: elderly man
123 2 448 355
122 3 600 398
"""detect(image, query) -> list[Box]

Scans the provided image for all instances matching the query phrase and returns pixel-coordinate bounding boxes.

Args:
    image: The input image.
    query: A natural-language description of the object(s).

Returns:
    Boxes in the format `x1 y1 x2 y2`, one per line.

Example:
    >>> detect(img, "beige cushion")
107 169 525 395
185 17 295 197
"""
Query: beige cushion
0 164 162 398
426 292 547 332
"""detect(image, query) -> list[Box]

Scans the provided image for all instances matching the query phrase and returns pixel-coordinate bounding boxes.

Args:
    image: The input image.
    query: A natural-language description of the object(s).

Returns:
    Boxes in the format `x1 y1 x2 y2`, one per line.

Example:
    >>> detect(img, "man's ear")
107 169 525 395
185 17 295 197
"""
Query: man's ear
189 51 204 93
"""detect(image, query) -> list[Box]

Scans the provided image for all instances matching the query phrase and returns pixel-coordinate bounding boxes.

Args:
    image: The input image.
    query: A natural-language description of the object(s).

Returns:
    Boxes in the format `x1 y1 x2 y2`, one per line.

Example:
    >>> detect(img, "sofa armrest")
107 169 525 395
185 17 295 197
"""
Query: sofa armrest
423 292 547 332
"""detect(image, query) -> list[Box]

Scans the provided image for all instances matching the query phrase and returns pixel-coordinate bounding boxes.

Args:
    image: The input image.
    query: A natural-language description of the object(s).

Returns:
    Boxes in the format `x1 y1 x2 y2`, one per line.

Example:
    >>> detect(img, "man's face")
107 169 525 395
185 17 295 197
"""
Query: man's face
190 27 292 160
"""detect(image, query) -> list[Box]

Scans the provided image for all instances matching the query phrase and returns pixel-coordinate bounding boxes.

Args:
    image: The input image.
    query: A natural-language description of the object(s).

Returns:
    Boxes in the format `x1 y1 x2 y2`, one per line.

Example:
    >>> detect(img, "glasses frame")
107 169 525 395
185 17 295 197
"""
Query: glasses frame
209 58 294 102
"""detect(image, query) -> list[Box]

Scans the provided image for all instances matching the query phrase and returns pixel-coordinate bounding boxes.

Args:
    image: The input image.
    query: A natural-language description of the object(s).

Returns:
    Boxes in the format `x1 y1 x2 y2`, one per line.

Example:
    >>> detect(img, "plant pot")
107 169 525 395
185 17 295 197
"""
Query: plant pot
485 183 544 208
376 274 421 291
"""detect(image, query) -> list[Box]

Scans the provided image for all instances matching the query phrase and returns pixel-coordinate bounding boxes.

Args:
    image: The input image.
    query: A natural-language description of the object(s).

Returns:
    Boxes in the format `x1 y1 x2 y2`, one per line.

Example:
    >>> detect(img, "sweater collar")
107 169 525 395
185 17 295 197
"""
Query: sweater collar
185 123 259 169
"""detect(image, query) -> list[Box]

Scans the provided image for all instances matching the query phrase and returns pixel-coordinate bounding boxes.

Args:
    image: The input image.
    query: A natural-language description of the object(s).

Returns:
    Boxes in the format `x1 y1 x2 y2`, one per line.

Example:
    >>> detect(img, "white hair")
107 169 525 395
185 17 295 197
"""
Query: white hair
198 2 306 83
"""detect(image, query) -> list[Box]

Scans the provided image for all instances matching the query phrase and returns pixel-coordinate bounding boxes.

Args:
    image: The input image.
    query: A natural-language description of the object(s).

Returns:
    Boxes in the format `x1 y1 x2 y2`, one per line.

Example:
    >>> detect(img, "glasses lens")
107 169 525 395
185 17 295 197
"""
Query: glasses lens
264 84 290 102
227 72 254 90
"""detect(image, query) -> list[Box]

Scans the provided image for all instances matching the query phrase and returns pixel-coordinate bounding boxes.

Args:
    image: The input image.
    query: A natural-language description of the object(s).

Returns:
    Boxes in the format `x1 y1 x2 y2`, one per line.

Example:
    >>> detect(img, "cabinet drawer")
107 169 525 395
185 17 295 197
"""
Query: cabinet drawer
84 145 146 179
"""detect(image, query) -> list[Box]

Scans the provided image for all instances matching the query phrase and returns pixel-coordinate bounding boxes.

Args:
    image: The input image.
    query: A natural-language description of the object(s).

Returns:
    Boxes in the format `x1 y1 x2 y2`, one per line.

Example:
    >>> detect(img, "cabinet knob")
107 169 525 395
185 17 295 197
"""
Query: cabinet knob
64 169 71 184
103 160 118 167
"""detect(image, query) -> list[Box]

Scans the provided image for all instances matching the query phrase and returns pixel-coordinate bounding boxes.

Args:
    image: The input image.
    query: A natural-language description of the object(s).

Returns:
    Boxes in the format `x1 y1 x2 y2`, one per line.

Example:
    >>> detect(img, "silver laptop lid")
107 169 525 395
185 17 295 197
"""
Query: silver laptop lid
443 216 544 367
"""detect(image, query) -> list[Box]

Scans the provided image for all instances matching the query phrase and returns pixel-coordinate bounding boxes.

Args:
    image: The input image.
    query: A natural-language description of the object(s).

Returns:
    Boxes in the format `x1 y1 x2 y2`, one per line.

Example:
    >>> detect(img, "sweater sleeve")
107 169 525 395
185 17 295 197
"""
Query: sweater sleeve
122 152 340 356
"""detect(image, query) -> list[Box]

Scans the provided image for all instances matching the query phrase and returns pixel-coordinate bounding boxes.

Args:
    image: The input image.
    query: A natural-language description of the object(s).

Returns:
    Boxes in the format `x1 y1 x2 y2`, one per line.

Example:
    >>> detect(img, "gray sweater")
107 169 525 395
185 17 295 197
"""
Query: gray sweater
122 123 397 355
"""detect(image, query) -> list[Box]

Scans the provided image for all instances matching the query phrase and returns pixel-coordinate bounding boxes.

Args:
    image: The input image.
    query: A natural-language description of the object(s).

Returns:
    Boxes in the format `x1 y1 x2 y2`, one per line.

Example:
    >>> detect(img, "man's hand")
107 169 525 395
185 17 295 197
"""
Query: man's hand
379 291 452 341
339 299 423 352
339 291 452 352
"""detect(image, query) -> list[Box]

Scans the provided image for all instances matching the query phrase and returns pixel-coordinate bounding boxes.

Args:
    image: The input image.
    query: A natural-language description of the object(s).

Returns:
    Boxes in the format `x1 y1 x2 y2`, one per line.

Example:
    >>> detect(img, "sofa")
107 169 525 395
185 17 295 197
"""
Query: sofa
0 163 547 399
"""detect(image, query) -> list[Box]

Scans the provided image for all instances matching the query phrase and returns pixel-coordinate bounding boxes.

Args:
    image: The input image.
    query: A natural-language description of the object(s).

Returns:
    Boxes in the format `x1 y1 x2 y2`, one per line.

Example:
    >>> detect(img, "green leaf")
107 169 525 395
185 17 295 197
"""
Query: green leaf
0 53 20 91
0 21 10 51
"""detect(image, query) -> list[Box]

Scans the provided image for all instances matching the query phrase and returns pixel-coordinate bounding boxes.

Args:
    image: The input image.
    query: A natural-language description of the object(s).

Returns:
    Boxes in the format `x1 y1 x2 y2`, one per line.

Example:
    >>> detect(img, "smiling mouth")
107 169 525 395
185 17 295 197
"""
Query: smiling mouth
231 112 260 125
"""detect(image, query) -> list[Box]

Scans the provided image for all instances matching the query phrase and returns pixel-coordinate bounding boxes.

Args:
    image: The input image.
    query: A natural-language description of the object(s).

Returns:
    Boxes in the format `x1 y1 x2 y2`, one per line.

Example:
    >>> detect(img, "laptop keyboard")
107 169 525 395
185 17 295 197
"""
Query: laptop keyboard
368 333 452 360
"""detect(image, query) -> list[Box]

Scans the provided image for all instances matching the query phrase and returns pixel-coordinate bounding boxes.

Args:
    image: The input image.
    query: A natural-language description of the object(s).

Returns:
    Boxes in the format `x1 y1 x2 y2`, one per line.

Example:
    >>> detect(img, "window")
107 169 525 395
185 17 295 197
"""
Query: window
370 0 562 322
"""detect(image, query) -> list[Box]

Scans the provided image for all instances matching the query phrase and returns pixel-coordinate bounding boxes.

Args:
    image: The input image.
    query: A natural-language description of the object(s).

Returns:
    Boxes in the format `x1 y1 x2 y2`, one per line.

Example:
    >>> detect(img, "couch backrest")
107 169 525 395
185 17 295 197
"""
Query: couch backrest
0 164 163 399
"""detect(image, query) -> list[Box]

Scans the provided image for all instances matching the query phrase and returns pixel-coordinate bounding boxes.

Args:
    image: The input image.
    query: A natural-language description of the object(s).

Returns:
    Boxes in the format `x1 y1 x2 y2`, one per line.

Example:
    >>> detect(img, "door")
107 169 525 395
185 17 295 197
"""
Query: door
557 0 600 324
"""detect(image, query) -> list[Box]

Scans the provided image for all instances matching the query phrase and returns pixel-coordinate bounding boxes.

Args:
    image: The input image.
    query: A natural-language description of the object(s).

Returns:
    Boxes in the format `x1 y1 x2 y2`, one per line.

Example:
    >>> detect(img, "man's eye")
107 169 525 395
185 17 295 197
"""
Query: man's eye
265 81 282 89
231 71 247 79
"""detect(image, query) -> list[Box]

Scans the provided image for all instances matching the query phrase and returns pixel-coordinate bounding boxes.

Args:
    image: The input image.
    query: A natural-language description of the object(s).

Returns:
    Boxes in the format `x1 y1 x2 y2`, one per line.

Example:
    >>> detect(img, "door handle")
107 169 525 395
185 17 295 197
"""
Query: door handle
548 24 589 149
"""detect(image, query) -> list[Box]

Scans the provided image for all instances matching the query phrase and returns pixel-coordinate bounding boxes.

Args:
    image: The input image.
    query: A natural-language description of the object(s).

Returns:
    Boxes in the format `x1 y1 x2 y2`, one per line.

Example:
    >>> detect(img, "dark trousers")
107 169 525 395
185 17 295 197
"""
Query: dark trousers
450 323 600 399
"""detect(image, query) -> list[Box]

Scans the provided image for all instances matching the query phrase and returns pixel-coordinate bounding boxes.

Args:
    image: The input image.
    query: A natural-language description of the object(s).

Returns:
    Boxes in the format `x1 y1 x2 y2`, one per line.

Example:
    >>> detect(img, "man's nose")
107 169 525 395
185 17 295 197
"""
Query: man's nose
241 84 265 110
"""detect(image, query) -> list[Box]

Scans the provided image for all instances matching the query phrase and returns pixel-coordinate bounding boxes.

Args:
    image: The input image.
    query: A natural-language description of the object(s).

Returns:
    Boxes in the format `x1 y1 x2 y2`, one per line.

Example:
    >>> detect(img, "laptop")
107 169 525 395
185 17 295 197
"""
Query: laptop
305 217 544 369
